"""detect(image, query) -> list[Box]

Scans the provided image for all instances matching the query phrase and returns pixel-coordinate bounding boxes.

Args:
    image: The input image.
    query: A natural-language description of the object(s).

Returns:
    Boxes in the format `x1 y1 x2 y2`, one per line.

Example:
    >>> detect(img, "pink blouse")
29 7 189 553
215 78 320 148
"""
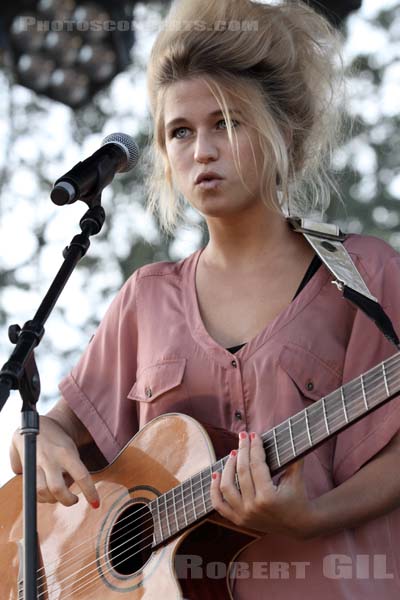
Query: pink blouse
60 233 400 598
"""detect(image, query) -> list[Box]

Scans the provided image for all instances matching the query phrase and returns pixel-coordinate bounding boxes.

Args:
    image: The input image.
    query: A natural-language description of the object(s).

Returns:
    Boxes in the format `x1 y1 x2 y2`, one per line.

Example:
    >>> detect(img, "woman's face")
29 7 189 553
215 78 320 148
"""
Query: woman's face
163 77 266 220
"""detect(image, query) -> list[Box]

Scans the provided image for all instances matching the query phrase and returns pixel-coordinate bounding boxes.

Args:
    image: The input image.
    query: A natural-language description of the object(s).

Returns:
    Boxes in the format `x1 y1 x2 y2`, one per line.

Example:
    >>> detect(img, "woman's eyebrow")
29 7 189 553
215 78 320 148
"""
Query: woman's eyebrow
165 108 239 130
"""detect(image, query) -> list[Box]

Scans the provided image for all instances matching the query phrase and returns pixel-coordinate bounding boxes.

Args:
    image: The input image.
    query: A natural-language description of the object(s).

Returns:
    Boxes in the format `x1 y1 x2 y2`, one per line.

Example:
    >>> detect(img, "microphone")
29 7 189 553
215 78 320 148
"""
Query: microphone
50 132 140 206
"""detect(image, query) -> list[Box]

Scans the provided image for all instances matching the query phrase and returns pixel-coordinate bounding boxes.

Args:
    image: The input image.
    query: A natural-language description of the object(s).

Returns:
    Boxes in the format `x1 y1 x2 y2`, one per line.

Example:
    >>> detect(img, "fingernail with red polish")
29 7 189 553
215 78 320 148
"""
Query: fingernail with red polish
250 432 256 440
212 472 218 480
239 431 247 440
91 500 100 509
230 449 237 457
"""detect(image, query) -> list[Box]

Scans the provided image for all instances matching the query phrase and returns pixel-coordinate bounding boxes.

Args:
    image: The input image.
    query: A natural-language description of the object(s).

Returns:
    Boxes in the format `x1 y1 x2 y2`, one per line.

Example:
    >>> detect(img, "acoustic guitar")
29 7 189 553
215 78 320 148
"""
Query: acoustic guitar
1 349 399 599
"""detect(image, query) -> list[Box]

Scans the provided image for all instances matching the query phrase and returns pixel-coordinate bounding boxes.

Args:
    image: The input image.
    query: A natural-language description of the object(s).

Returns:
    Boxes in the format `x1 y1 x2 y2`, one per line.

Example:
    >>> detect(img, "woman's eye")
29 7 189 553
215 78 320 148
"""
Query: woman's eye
172 127 189 139
218 118 239 129
170 119 239 139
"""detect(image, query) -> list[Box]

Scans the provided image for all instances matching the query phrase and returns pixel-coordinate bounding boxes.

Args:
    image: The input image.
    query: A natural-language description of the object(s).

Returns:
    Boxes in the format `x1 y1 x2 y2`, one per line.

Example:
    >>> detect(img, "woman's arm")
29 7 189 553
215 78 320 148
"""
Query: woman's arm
45 397 93 447
210 430 400 539
306 429 400 538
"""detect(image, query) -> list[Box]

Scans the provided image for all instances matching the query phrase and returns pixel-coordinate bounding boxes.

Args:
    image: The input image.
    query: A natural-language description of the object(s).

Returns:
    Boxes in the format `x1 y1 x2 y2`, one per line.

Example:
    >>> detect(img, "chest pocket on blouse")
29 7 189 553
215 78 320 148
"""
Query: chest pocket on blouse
279 342 343 486
279 342 342 402
128 358 188 428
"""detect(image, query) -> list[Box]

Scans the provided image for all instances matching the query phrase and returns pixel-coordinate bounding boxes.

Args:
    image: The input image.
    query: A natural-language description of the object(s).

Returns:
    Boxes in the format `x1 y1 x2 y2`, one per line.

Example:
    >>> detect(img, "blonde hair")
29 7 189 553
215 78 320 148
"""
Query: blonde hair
145 0 346 235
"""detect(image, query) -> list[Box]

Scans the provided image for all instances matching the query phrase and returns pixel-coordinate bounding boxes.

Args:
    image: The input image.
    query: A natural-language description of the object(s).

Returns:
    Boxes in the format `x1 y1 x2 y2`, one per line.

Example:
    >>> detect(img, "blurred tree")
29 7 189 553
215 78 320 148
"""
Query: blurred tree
0 1 399 404
308 0 362 27
327 4 400 247
0 1 205 401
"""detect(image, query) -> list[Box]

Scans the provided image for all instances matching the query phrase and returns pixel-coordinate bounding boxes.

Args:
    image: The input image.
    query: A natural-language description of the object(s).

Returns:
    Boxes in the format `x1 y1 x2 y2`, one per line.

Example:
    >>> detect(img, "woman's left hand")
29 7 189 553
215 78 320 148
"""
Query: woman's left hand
210 431 316 539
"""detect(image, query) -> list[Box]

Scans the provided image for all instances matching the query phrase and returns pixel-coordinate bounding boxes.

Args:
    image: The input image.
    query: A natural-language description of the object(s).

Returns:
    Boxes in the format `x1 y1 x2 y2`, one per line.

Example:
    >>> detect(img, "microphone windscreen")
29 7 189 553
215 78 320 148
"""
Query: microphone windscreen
101 133 140 173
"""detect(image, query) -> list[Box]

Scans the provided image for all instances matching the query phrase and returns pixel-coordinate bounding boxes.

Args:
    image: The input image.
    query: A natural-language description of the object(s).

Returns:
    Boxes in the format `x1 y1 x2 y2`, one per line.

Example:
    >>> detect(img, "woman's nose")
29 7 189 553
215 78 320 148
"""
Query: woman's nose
194 132 218 163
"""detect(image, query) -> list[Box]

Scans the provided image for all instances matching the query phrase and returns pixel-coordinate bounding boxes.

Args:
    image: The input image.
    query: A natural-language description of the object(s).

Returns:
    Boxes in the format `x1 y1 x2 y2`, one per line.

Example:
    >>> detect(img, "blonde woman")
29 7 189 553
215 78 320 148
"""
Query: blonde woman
10 1 400 598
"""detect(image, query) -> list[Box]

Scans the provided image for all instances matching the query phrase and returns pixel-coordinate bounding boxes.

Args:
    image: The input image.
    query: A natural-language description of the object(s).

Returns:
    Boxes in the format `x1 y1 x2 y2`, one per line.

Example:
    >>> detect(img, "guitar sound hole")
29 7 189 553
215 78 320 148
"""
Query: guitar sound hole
109 502 154 575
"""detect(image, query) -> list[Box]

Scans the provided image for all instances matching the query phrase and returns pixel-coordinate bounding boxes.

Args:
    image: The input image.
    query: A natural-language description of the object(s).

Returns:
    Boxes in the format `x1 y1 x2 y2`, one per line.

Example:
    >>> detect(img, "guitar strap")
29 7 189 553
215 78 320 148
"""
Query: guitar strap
288 217 400 350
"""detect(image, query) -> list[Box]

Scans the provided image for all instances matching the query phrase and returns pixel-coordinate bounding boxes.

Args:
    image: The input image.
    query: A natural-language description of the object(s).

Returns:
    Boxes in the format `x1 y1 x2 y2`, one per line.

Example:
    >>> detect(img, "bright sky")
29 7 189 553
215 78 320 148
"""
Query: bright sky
0 0 399 489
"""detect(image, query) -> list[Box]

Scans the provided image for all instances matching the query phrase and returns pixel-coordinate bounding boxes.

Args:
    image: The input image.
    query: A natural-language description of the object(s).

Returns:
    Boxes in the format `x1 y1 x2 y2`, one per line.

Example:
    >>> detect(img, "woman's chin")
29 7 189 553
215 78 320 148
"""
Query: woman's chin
198 202 251 220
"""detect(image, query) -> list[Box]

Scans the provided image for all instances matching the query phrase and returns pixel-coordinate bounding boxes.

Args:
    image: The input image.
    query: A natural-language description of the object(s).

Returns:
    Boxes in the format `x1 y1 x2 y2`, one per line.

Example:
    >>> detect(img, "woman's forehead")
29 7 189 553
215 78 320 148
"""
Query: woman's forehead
163 78 238 125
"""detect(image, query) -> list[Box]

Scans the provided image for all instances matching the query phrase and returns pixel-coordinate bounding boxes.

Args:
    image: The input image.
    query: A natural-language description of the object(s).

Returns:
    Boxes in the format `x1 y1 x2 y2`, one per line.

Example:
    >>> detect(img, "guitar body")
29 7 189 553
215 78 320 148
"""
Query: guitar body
0 413 260 599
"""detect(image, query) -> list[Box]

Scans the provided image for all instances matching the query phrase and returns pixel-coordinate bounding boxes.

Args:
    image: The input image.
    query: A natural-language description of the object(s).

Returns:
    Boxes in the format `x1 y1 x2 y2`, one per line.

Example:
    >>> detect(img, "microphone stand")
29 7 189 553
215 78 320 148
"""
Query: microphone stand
0 200 105 600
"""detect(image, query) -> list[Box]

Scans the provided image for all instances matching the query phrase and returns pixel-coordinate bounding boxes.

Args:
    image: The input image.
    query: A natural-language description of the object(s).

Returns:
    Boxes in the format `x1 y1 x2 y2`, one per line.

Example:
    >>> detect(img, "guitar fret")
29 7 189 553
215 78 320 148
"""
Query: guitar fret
186 478 196 523
341 387 349 423
200 471 207 515
322 397 330 434
304 408 312 446
360 374 368 410
190 476 197 520
163 493 172 538
272 427 281 467
181 482 188 527
208 467 214 510
172 487 179 531
168 491 177 535
288 417 296 457
193 473 205 520
382 362 390 397
156 496 163 543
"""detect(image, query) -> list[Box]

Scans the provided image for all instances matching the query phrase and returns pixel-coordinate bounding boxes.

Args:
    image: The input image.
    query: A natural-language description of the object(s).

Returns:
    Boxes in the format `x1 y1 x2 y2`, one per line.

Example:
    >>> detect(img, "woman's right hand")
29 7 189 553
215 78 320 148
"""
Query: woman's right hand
9 413 100 508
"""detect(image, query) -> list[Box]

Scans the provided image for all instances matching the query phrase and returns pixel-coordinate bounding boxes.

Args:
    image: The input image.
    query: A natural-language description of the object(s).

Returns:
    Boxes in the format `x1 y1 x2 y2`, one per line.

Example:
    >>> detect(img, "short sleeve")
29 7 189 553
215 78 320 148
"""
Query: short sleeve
59 270 140 464
333 254 400 485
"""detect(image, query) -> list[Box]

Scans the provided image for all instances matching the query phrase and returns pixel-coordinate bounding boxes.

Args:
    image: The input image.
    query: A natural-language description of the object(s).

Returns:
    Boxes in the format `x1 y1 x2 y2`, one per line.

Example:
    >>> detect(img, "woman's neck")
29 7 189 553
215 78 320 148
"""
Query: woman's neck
202 208 309 273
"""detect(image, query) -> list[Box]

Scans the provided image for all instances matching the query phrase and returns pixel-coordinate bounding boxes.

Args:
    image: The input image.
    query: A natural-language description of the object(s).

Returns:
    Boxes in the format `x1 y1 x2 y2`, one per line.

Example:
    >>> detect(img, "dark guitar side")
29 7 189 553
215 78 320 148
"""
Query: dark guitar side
0 413 261 599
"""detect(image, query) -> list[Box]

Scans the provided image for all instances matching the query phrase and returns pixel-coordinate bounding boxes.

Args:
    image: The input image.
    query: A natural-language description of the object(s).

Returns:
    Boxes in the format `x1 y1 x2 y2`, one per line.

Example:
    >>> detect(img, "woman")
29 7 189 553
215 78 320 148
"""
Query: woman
10 0 400 598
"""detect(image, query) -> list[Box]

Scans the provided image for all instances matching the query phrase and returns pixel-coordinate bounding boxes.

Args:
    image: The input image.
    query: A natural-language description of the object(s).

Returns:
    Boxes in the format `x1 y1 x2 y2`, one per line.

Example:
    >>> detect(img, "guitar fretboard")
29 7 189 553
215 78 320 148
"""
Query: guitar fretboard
149 352 400 546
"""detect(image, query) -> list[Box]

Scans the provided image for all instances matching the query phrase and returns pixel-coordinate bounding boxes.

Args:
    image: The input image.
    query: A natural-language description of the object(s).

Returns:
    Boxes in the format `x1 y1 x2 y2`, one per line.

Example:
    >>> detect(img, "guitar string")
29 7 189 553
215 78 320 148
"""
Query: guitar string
34 360 400 596
36 468 222 599
34 357 390 595
38 529 156 599
36 352 400 600
39 353 396 600
35 359 399 598
38 398 400 596
34 358 400 595
36 351 396 585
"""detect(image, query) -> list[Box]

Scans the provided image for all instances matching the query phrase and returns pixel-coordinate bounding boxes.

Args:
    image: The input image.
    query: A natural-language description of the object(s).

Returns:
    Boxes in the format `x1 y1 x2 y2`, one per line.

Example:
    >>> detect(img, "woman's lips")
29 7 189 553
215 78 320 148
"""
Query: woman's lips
196 179 224 189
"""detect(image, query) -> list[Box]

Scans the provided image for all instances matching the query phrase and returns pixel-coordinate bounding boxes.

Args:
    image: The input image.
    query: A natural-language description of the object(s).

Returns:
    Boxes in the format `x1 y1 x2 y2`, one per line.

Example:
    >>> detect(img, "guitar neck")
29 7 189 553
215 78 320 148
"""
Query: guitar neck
150 351 400 546
261 351 400 474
